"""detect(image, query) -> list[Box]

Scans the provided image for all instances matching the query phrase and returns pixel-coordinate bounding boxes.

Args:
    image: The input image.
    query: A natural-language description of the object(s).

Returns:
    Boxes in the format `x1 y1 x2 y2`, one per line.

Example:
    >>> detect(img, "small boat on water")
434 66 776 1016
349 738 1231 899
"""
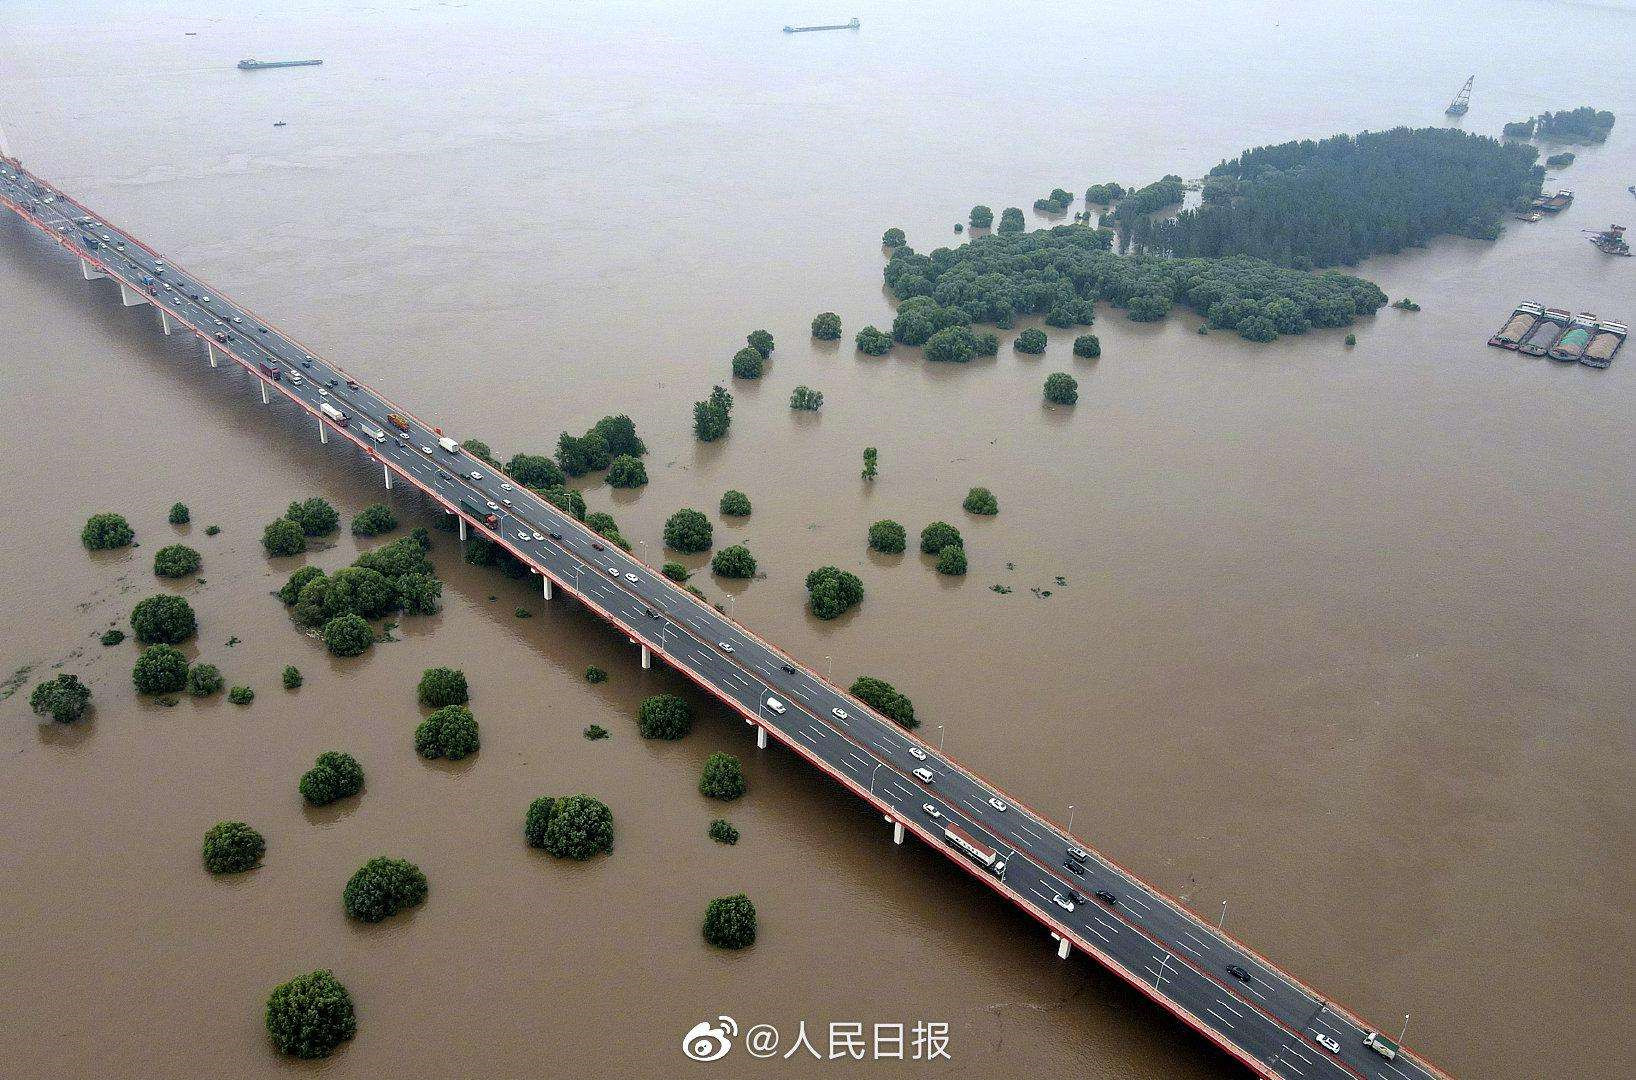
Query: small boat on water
783 18 860 33
238 58 323 70
1587 224 1630 256
1488 301 1544 349
1547 312 1598 362
1532 189 1574 213
273 121 287 128
1581 320 1627 368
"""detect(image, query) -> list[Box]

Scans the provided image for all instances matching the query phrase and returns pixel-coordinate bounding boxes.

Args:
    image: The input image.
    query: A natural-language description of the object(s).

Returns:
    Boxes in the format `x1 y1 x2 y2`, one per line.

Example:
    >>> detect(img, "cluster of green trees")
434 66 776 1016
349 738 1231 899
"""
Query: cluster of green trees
884 225 1111 329
868 519 906 553
712 545 756 578
1525 107 1615 144
607 455 647 488
811 312 842 340
187 663 224 697
849 675 916 728
709 819 739 845
789 385 823 411
169 503 190 525
664 508 713 553
300 751 365 806
275 530 441 656
963 488 998 515
1073 334 1101 358
882 227 906 247
1085 182 1126 204
861 447 878 480
855 325 893 355
920 522 965 575
266 970 355 1059
703 893 757 949
132 594 196 645
557 415 648 478
350 503 398 537
82 512 134 550
415 705 480 760
638 693 694 740
263 498 339 556
720 490 751 516
525 794 615 859
805 566 864 620
417 666 468 708
586 509 630 551
889 224 1388 341
504 452 566 490
1147 129 1541 266
1545 152 1576 170
133 644 189 695
228 685 256 705
30 673 92 723
1014 328 1047 354
693 385 734 442
1044 372 1079 405
203 820 265 874
1110 176 1186 231
997 207 1026 234
969 205 994 229
699 751 746 800
153 543 201 578
343 856 427 922
1034 187 1074 214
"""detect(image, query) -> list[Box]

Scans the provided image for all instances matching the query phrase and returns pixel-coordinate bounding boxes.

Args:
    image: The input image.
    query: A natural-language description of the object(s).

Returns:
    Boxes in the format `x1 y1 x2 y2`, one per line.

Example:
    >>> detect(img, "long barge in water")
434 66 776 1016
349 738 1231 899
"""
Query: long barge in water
1547 312 1598 362
1581 320 1627 368
237 58 323 70
1518 307 1573 356
1488 301 1544 348
783 18 860 32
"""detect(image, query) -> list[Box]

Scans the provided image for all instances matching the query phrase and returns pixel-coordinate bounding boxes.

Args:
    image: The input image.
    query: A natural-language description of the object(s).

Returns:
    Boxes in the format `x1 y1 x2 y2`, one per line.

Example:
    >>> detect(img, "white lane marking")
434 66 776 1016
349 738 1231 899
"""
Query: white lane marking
1242 982 1268 1002
797 730 819 746
1274 1055 1304 1076
1079 921 1111 943
1118 893 1151 913
806 725 828 739
1183 931 1212 951
1282 1045 1312 1065
837 756 861 773
1014 820 1045 842
790 685 812 700
1313 1016 1343 1037
1382 1063 1415 1080
1092 915 1121 936
1213 997 1244 1018
1177 938 1207 958
1205 1008 1236 1031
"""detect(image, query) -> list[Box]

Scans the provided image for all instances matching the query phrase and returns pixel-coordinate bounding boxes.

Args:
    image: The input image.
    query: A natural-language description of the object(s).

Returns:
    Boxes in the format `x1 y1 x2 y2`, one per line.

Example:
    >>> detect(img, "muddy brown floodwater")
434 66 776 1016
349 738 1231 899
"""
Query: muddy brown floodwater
2 1 1633 1078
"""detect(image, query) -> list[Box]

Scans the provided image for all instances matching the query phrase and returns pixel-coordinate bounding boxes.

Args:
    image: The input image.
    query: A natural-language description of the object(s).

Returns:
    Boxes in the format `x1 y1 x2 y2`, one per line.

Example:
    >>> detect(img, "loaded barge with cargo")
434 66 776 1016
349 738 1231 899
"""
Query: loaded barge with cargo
1487 303 1624 366
1531 189 1574 214
783 18 860 32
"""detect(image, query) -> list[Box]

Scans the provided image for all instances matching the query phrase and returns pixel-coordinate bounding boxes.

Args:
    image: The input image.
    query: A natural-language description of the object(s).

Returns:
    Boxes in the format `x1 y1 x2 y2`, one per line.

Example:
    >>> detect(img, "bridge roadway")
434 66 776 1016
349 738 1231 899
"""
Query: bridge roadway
0 159 1451 1080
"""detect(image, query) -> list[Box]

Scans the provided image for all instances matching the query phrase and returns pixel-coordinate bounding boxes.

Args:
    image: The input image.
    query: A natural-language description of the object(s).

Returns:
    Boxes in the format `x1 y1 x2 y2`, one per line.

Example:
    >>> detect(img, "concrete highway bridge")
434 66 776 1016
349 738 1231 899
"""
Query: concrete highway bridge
0 157 1453 1080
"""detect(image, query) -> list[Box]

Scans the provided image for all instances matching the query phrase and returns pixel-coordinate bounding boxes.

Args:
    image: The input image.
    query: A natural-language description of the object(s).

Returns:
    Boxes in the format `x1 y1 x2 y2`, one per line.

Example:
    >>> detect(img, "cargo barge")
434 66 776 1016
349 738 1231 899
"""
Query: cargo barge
1588 224 1630 256
1581 320 1627 368
1547 312 1598 362
1518 307 1573 356
1488 301 1544 349
783 18 860 32
237 58 323 70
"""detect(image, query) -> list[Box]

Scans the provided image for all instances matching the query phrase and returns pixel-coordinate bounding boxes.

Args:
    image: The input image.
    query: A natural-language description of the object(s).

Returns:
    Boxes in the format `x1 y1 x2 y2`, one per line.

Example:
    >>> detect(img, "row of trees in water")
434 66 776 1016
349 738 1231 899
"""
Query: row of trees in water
884 224 1386 343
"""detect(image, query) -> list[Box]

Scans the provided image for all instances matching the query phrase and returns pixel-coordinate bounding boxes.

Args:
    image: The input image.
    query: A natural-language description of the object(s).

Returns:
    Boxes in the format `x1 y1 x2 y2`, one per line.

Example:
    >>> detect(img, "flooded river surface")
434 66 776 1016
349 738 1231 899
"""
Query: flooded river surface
2 1 1633 1077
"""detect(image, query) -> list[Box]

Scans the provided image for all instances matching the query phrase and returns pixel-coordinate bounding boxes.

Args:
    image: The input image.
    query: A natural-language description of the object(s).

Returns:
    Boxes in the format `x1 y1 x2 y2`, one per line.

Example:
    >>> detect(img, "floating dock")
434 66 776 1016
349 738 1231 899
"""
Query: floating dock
783 18 860 32
1488 301 1544 349
1582 320 1627 368
1547 312 1598 362
237 58 323 70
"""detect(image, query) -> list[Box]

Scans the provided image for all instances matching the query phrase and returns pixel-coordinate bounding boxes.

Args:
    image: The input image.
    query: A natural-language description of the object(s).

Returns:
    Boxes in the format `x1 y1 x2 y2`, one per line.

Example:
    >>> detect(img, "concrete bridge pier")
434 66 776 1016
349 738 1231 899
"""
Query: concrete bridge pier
383 463 393 490
887 816 904 845
457 516 467 541
1053 933 1071 960
158 309 172 335
640 643 652 669
757 725 767 749
205 342 219 368
542 576 552 600
317 416 328 444
260 381 270 405
79 257 105 280
119 281 149 307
